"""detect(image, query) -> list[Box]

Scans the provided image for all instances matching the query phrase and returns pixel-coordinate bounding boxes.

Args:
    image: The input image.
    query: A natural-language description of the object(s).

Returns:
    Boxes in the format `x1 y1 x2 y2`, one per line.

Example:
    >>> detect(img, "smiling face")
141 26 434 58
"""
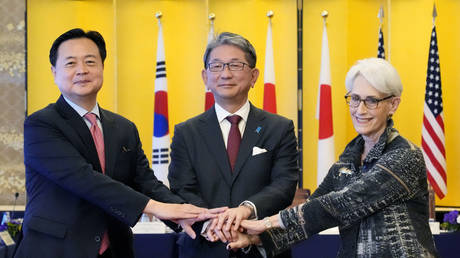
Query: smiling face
51 37 103 108
202 44 259 109
349 75 400 142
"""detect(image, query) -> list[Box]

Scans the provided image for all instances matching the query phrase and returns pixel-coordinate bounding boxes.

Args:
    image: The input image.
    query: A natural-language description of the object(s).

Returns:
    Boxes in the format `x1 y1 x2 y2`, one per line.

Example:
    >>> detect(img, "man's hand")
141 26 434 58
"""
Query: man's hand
143 200 205 220
226 230 261 251
208 206 252 242
176 206 228 239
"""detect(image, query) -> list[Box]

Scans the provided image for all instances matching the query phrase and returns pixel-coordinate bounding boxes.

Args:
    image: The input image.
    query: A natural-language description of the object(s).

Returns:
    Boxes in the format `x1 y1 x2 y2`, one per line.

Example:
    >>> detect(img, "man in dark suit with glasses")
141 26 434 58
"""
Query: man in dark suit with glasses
168 32 299 258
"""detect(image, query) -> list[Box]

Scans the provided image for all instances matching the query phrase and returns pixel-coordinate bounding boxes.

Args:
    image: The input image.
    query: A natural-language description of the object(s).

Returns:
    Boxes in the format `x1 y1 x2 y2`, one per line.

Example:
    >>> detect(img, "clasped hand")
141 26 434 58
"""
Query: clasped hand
203 206 269 250
143 200 227 239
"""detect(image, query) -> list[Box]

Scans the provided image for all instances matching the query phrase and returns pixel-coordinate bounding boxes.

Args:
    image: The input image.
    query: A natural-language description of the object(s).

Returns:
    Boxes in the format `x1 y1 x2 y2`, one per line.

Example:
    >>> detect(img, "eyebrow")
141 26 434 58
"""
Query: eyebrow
350 93 380 98
63 54 98 60
209 58 244 62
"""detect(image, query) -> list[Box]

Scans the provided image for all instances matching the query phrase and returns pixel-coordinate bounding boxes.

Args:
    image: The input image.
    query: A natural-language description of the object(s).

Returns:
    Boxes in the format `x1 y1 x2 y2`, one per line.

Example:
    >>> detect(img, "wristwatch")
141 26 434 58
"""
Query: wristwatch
263 217 272 230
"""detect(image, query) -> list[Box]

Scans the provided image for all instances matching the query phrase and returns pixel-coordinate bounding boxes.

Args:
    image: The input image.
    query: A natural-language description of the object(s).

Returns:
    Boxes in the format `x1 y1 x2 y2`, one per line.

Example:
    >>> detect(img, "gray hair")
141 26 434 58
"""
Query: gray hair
345 57 403 96
203 32 257 69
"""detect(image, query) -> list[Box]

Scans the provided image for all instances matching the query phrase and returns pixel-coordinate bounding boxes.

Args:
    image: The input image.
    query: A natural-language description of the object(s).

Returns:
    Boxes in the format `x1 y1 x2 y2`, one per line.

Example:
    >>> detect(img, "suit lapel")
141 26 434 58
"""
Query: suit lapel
198 107 233 186
100 108 117 177
232 104 265 181
55 96 102 173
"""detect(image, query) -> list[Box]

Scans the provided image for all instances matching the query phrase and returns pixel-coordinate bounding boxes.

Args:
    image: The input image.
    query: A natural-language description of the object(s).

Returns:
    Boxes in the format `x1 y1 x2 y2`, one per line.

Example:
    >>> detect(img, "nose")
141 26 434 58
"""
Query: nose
76 62 89 75
220 65 233 78
355 100 367 114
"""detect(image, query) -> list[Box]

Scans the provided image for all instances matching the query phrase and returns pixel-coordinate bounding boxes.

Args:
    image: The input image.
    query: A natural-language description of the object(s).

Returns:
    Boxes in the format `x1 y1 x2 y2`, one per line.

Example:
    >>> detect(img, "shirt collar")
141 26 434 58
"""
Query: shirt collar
63 96 101 119
215 100 250 123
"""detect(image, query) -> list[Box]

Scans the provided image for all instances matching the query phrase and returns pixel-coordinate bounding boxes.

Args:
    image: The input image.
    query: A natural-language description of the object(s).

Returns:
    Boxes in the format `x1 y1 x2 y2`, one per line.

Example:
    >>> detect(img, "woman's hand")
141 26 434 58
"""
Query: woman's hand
226 230 261 250
240 215 280 235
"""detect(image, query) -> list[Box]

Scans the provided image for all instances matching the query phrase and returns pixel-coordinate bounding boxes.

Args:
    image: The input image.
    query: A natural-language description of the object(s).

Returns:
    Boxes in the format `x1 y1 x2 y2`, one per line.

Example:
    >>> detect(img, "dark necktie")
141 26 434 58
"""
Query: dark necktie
226 115 242 171
84 113 109 254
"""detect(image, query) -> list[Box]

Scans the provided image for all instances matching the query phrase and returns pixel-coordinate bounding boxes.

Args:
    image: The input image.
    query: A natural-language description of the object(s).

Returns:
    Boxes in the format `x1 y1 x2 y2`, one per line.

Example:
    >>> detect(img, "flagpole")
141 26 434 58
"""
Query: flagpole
156 11 162 28
387 0 391 61
208 13 215 37
263 10 277 114
205 13 216 111
427 1 438 221
267 10 274 23
152 10 171 187
296 0 303 189
377 6 385 59
317 10 335 187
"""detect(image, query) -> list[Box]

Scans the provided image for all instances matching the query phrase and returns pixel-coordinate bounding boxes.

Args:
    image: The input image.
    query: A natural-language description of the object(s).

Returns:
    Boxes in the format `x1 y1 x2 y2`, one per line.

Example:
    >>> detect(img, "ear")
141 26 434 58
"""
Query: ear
201 69 208 89
51 66 56 77
250 68 260 88
389 96 401 115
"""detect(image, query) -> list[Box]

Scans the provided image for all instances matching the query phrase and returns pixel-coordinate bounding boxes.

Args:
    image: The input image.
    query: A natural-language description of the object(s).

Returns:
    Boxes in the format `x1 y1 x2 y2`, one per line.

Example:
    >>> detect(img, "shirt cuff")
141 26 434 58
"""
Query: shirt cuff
241 241 267 258
256 245 268 258
200 219 211 237
239 200 258 220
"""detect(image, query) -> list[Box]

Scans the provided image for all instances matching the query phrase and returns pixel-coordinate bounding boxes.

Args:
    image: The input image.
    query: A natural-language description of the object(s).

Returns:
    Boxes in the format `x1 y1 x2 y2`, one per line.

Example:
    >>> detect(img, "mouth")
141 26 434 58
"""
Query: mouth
218 83 236 87
354 116 372 123
73 80 91 85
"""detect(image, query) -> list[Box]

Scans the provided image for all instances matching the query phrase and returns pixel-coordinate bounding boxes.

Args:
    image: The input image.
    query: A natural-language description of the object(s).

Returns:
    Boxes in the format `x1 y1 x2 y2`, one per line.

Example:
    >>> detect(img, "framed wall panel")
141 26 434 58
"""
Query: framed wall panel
0 0 26 206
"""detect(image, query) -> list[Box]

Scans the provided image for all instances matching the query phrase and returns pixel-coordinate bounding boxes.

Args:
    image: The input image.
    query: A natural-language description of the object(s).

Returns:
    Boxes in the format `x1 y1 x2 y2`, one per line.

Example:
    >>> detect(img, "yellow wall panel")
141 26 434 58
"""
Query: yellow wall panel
27 0 115 112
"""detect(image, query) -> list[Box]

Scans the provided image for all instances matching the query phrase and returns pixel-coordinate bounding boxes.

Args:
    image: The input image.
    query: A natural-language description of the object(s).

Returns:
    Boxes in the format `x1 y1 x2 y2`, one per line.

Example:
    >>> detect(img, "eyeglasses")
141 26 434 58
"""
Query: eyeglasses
207 61 249 72
344 93 394 109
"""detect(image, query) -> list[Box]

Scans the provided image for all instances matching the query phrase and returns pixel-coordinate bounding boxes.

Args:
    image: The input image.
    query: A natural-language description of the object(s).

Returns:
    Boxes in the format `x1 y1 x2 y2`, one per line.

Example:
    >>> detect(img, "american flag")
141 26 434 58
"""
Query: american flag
377 27 385 59
421 26 446 199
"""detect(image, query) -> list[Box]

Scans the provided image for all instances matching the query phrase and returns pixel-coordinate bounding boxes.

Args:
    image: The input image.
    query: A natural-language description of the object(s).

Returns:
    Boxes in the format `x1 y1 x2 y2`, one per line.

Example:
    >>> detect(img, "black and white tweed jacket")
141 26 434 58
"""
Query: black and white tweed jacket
260 120 439 258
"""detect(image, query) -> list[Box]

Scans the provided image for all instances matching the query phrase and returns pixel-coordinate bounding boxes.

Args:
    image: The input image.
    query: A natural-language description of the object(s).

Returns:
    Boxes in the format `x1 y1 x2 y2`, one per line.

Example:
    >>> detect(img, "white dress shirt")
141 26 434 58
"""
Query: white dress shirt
214 100 250 148
63 96 103 134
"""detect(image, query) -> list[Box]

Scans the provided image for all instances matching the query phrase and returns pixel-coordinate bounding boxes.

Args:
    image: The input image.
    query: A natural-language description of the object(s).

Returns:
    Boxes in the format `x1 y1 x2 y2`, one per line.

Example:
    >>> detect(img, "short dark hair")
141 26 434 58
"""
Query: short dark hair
203 32 257 69
49 28 106 66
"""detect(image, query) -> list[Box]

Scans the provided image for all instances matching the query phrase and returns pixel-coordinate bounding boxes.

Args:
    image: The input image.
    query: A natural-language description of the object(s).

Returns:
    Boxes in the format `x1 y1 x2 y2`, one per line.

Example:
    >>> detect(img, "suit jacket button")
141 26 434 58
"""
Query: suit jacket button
95 236 101 242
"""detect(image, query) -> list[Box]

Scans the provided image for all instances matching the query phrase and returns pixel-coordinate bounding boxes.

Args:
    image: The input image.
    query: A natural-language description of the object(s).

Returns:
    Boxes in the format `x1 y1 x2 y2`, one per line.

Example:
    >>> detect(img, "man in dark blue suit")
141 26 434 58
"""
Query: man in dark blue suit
168 32 299 258
15 28 217 258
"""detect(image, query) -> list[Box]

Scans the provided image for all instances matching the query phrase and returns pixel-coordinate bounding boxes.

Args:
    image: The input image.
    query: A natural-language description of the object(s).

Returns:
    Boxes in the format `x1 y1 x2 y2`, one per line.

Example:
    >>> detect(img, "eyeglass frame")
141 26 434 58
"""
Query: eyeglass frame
206 61 250 72
344 93 394 109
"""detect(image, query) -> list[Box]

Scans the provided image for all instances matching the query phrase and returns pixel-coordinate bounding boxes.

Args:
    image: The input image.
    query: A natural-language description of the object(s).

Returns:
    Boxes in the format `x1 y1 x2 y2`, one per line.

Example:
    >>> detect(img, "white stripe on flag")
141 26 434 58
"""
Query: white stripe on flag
423 104 445 144
421 121 447 170
422 150 447 193
317 136 335 185
264 19 275 84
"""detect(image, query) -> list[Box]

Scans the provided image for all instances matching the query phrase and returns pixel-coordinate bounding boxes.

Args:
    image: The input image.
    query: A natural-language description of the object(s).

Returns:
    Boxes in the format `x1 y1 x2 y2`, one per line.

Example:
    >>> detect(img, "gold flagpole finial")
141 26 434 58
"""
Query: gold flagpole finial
321 10 328 24
378 6 384 24
267 10 274 18
155 11 162 19
432 3 437 25
208 13 215 21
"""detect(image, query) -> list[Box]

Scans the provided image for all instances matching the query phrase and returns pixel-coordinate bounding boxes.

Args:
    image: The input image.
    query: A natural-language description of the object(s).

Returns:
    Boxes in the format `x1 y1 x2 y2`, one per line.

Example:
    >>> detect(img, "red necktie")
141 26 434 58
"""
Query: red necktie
84 113 109 254
226 115 242 171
